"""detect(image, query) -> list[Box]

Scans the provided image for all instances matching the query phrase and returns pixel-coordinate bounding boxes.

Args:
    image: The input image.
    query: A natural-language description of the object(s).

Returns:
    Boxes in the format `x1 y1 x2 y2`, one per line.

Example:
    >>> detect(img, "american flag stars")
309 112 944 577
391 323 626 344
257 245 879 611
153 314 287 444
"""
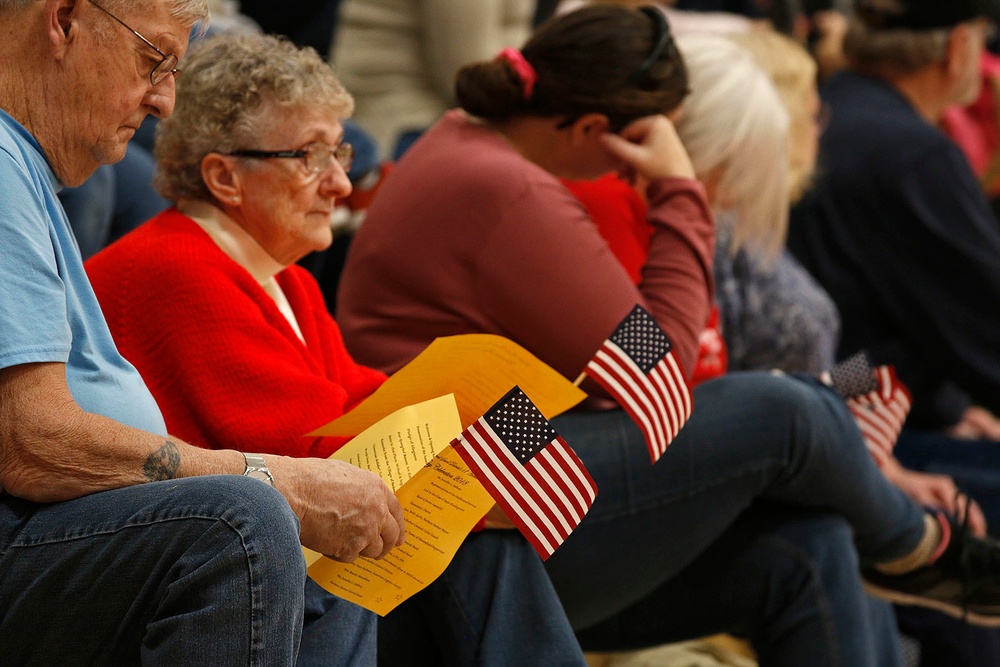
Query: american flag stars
483 390 555 464
584 305 693 463
452 386 597 560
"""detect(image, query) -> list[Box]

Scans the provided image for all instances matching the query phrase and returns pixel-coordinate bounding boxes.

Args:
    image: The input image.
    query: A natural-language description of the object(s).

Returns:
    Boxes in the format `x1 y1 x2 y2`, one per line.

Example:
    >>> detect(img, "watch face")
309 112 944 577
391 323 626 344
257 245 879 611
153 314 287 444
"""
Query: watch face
247 469 272 485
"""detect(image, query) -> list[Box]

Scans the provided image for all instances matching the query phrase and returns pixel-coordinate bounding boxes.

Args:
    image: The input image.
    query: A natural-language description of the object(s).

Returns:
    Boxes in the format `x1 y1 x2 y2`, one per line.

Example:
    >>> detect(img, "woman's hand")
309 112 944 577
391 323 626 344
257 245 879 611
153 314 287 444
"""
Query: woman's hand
882 456 987 536
599 114 696 184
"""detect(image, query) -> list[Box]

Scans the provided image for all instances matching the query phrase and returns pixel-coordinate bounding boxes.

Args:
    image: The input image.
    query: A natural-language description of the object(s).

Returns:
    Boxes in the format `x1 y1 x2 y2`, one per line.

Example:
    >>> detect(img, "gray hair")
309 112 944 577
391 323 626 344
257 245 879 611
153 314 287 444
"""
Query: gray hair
154 32 354 202
0 0 209 43
843 14 951 78
674 34 790 261
0 0 208 27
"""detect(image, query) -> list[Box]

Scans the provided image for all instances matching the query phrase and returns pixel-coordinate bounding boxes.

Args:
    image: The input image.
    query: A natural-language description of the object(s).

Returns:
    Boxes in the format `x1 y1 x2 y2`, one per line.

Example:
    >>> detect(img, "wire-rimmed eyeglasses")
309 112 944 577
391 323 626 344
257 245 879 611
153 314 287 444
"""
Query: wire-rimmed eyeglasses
87 0 179 86
228 142 355 176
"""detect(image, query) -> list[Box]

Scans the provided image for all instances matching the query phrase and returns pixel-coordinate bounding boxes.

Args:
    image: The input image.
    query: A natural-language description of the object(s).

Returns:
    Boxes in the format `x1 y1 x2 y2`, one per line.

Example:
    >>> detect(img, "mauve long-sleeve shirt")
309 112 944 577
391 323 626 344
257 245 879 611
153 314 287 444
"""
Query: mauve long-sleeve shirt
337 110 715 404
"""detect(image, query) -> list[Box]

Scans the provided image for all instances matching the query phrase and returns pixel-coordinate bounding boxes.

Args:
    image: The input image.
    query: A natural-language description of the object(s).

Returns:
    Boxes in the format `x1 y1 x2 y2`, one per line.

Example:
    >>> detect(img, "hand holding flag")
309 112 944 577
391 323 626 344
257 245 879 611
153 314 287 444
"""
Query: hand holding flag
823 351 912 465
451 386 597 560
582 305 692 463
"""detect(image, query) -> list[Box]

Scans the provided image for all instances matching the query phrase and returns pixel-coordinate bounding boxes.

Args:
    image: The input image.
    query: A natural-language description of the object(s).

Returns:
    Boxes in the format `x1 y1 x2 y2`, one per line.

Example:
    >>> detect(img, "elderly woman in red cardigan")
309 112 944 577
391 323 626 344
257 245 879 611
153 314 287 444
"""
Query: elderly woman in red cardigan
85 32 585 667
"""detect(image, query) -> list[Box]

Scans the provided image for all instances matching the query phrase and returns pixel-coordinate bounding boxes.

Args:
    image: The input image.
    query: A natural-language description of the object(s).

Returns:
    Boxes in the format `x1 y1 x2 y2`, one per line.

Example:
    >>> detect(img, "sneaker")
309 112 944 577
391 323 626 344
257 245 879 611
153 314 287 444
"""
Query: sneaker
863 512 1000 626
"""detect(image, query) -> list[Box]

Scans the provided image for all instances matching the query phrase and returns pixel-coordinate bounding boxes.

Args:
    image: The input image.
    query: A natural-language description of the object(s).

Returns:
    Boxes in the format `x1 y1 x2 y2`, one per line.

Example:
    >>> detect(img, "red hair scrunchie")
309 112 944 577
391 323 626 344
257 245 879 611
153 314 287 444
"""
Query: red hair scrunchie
496 47 537 101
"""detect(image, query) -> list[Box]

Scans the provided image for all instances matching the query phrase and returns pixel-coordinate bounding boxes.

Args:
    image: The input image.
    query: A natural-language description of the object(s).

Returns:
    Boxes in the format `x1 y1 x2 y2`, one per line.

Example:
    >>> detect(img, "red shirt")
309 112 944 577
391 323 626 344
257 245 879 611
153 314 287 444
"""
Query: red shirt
86 208 386 458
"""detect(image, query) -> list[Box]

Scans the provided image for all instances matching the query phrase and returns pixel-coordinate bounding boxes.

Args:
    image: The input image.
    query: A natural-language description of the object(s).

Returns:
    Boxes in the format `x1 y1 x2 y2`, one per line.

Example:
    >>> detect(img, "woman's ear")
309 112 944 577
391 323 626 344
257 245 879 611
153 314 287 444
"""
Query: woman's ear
201 153 243 207
566 113 611 146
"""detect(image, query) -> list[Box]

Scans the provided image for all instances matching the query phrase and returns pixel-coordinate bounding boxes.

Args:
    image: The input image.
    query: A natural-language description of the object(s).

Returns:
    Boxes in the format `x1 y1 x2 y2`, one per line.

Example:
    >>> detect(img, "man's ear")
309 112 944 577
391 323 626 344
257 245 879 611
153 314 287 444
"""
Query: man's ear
944 22 977 79
565 113 611 146
201 153 243 207
46 0 82 58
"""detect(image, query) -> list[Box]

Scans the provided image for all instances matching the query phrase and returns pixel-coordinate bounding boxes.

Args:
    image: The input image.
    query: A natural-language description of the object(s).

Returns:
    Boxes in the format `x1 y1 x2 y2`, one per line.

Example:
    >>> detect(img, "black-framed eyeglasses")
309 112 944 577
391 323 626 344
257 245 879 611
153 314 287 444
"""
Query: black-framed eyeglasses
228 142 355 176
87 0 179 86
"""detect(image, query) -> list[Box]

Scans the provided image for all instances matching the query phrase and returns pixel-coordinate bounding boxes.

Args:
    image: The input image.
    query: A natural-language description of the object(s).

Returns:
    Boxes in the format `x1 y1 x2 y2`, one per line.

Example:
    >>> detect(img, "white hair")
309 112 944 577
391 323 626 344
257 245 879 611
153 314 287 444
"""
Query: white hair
674 33 790 260
0 0 208 28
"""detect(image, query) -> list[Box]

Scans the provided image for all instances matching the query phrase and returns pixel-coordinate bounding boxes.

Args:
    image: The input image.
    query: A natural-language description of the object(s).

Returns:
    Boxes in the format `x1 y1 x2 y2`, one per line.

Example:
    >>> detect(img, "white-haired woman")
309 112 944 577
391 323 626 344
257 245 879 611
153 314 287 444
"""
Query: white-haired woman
674 32 837 375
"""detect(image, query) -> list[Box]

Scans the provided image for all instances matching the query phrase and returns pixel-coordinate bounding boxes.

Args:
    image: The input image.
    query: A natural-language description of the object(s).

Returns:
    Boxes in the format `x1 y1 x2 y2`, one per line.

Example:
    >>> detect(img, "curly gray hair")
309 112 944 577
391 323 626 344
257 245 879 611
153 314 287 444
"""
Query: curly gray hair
154 32 354 202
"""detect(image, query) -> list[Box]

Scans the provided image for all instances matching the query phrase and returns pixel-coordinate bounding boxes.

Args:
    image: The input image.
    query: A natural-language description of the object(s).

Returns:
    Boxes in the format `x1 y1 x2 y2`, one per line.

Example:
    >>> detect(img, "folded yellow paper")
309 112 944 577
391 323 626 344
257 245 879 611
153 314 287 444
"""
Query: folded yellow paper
307 334 586 437
303 395 494 615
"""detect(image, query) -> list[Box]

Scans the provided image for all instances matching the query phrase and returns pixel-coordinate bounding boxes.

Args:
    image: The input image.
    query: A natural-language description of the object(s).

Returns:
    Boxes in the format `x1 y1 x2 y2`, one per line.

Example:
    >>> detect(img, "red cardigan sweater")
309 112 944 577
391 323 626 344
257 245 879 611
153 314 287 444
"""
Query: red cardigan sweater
86 208 386 458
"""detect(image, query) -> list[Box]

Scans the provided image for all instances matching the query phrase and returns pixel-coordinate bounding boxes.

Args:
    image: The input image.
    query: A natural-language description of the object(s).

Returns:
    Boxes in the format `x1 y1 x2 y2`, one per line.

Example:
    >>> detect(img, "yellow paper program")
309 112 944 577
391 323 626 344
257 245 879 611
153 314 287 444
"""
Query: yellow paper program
307 333 586 436
303 395 494 616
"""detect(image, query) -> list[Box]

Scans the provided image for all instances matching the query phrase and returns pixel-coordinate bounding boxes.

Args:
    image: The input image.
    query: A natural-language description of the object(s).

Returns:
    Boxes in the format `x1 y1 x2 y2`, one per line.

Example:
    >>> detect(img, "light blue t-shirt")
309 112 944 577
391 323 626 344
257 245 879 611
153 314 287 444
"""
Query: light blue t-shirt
0 109 167 435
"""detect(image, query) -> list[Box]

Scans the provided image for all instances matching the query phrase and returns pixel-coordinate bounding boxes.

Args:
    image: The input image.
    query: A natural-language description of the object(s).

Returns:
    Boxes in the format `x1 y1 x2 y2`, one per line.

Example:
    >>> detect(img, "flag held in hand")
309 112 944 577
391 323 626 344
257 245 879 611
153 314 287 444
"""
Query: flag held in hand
583 304 692 463
825 351 912 465
451 386 597 560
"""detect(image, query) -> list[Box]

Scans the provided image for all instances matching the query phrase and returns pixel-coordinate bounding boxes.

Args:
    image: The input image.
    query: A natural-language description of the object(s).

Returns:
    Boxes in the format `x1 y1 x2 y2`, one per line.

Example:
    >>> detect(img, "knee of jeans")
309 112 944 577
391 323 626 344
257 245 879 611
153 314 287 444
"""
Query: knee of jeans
766 514 860 589
755 373 858 440
188 476 304 575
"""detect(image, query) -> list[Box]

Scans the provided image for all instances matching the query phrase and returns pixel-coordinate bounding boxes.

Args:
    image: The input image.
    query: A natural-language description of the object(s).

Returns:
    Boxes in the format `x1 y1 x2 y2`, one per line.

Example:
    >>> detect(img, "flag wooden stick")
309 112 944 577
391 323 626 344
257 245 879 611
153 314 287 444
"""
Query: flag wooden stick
573 371 586 387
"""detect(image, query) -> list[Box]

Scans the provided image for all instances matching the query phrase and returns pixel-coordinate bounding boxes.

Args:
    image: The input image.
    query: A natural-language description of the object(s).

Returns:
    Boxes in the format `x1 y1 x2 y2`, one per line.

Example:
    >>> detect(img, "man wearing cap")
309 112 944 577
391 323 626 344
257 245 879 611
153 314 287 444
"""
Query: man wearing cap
789 0 1000 512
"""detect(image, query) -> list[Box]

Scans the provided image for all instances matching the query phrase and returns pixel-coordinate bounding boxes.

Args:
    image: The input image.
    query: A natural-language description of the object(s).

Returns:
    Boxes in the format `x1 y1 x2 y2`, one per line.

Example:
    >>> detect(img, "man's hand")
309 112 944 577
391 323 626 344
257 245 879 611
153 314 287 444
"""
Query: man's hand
270 457 406 562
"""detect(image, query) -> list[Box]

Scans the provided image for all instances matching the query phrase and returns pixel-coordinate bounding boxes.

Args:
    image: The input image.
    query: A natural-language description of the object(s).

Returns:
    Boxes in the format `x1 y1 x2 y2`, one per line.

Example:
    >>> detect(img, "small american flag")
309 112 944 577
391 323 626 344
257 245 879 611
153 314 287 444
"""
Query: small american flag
583 305 692 463
451 386 597 560
825 351 912 465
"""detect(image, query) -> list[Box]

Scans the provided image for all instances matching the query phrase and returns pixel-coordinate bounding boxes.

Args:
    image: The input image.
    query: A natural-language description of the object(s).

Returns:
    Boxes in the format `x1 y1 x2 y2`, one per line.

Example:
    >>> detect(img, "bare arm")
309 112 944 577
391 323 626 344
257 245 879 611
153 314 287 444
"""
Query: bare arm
0 362 404 561
0 362 238 499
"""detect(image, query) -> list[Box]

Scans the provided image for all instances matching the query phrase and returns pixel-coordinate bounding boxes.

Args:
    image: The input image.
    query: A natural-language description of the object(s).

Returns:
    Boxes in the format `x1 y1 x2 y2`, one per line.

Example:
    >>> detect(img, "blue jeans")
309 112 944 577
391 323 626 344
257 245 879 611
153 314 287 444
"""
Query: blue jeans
0 475 375 666
377 529 586 666
546 371 923 667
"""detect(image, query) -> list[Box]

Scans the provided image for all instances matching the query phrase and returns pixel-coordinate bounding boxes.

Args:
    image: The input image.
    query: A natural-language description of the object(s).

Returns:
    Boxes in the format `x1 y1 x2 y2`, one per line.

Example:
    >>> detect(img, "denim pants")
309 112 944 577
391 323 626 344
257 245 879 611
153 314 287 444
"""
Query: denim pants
545 371 924 667
377 529 587 666
0 475 376 666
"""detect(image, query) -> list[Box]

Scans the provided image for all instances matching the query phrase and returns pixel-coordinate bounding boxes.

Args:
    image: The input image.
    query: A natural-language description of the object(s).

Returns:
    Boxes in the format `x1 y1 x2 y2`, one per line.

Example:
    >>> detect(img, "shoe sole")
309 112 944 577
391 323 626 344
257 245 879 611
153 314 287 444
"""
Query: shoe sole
863 580 1000 627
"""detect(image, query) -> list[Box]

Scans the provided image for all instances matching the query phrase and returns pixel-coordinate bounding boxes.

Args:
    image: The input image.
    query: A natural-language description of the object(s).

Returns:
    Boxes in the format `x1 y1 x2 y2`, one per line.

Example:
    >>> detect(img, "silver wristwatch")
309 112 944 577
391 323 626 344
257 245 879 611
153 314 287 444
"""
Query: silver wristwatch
242 452 275 487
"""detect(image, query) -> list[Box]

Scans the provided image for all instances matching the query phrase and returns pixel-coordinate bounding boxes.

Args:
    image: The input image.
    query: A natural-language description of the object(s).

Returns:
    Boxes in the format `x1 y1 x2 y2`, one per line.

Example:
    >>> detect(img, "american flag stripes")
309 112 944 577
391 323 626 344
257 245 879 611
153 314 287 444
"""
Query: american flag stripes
583 305 692 463
825 351 912 466
451 386 597 560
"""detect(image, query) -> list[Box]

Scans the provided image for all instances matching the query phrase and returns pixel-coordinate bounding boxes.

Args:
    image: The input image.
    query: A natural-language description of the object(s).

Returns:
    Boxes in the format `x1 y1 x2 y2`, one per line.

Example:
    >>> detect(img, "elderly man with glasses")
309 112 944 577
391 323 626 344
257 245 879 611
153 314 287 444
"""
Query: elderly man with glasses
0 1 405 664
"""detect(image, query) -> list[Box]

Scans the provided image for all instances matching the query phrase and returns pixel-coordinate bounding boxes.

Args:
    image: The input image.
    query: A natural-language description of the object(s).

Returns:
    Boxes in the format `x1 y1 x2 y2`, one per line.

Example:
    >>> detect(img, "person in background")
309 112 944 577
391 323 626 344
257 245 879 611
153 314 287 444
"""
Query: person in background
86 32 588 667
332 0 535 158
337 5 1000 664
58 141 168 260
788 0 1000 521
680 28 1000 666
676 32 835 375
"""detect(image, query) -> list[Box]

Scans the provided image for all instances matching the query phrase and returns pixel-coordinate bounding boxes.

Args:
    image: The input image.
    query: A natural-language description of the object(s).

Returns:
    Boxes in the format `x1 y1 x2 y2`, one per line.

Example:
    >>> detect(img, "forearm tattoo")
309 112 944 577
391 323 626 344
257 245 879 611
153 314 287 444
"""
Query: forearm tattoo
143 440 181 482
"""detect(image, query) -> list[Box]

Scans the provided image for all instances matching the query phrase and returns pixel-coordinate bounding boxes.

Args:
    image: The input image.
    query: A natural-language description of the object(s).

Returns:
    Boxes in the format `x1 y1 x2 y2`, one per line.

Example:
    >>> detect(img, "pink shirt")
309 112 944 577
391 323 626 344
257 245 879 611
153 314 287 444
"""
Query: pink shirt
338 110 715 401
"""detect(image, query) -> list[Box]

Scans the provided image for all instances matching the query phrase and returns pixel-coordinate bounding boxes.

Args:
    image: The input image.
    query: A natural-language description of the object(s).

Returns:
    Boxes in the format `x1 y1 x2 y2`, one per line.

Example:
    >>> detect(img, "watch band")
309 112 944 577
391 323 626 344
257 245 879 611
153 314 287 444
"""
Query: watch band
242 452 275 487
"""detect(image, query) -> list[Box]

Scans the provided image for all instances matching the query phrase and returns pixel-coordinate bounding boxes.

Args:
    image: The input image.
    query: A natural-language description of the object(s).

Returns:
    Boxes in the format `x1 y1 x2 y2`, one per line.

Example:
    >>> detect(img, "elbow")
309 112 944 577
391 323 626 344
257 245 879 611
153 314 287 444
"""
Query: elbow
0 444 45 500
0 415 78 502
